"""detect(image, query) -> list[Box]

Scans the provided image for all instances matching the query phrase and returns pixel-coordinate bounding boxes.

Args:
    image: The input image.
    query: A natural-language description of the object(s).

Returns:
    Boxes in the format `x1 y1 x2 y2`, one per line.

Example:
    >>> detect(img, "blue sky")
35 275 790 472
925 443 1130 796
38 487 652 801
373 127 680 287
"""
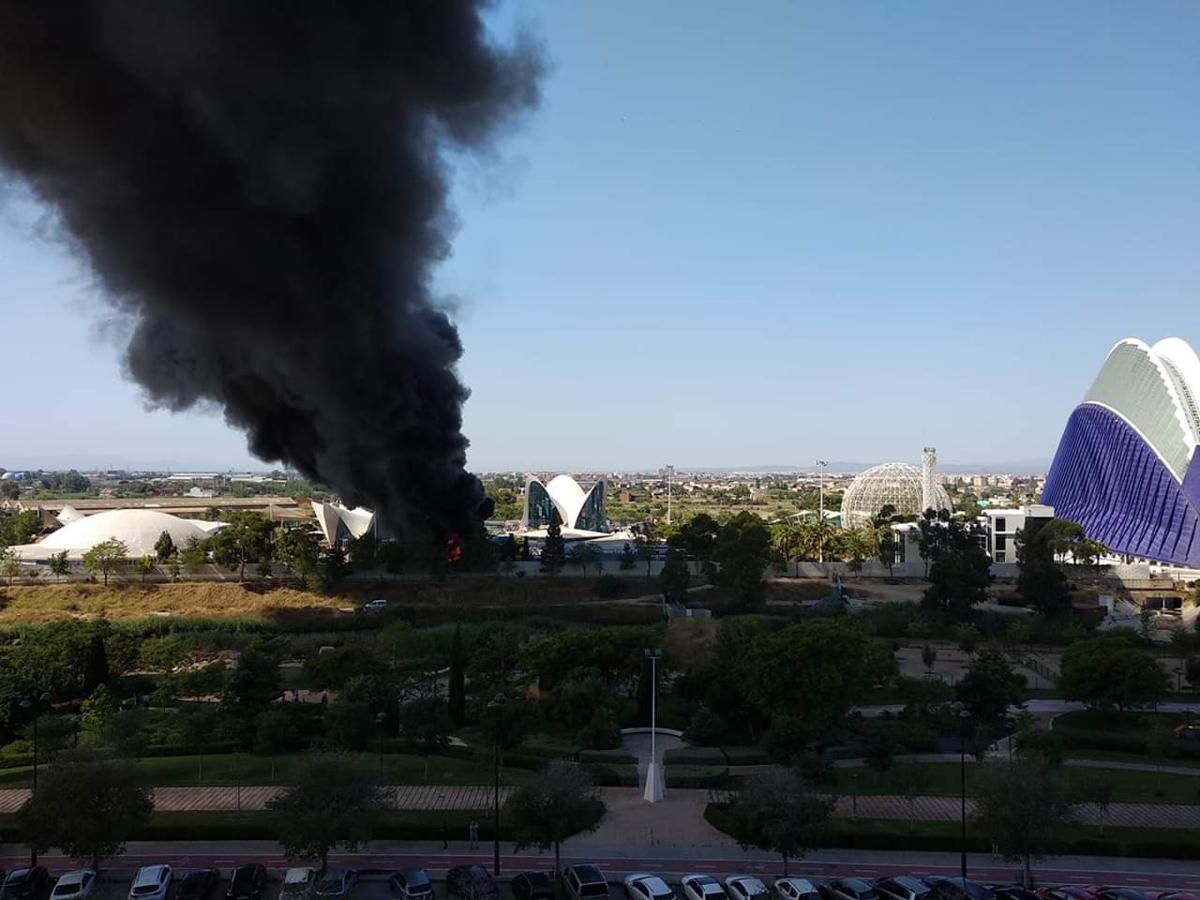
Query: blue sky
2 2 1199 473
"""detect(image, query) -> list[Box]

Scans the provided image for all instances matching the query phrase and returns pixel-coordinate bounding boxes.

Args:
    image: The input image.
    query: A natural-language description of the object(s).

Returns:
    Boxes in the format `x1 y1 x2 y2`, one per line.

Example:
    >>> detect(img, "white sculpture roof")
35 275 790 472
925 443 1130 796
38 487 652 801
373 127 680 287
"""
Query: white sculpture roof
310 501 375 544
1083 337 1200 481
11 508 224 560
525 474 604 530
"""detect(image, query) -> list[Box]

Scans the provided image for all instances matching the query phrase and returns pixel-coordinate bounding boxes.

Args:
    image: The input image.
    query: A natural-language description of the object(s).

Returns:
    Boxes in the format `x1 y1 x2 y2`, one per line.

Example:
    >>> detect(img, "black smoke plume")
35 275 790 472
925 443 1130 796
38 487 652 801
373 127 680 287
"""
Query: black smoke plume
0 3 541 536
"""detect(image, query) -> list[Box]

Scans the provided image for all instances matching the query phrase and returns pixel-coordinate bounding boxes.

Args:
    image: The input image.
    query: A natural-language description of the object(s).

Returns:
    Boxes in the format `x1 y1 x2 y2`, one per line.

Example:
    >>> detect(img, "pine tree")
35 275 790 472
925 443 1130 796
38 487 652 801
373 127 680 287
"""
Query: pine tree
83 633 109 695
541 519 565 575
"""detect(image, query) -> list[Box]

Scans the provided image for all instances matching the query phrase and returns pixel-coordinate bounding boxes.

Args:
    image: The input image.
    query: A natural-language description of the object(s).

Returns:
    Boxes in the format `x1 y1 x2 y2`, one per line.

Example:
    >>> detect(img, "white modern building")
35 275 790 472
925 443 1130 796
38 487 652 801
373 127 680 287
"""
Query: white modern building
8 508 226 561
522 475 607 534
981 504 1055 563
840 455 951 529
310 501 375 546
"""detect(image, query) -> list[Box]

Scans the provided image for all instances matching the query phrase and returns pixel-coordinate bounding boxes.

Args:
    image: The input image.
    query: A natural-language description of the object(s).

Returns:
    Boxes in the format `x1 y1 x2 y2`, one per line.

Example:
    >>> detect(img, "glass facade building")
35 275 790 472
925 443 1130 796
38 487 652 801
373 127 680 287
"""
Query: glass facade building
521 475 608 532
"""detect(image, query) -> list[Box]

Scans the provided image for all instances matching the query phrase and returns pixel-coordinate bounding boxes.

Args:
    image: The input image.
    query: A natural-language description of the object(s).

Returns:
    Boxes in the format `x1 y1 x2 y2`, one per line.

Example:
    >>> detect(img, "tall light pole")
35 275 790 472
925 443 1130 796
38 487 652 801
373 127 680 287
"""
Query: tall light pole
951 701 971 880
642 649 663 802
19 692 49 867
815 460 828 563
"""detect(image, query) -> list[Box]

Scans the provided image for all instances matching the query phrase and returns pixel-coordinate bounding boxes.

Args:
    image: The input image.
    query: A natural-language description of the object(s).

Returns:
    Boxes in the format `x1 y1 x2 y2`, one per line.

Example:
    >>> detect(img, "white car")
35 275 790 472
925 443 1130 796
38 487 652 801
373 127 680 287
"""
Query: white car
52 871 97 900
776 880 821 900
725 878 769 900
363 598 387 612
280 869 318 900
681 877 729 900
128 866 172 900
625 875 675 900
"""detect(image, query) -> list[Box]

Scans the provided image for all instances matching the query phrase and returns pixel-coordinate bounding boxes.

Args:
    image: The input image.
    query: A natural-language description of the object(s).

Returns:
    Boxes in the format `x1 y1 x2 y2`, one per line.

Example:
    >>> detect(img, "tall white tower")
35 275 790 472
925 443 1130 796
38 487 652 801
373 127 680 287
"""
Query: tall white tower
921 447 938 514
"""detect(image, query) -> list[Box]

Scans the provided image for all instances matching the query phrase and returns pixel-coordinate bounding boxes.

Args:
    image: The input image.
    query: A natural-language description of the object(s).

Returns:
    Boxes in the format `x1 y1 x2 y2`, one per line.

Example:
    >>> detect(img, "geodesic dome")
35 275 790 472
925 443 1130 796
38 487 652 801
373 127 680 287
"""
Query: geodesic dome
840 462 951 529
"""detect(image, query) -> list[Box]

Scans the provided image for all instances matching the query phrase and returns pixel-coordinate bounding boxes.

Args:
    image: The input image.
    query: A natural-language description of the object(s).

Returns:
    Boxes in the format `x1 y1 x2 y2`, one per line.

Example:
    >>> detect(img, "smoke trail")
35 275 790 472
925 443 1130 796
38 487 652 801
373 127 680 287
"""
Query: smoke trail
0 2 541 536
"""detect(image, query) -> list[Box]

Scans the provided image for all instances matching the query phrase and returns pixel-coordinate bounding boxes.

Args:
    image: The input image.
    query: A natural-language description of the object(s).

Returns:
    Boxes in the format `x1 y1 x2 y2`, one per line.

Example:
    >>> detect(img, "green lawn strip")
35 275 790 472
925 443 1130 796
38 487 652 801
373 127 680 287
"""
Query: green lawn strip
833 761 1200 805
1066 749 1200 770
0 753 530 790
705 806 1200 859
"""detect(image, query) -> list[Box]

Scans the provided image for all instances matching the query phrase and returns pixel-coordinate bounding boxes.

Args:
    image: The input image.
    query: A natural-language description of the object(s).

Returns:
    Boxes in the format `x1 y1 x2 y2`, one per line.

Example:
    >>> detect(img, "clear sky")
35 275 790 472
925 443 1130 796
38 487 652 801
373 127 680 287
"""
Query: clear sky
2 2 1199 473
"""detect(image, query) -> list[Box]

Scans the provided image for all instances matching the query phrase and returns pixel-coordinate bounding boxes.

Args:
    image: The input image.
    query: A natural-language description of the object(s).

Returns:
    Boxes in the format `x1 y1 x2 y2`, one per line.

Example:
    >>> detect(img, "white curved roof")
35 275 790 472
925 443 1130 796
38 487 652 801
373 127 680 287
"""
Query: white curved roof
56 505 85 526
841 462 951 529
527 475 604 530
310 501 375 544
1083 337 1200 481
13 508 223 560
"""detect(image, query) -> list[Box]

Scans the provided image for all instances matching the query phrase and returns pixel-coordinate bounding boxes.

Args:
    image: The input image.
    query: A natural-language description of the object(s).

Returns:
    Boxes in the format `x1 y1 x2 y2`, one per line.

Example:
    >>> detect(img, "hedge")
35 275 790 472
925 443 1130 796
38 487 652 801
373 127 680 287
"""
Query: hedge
663 746 769 767
664 765 729 788
578 749 637 765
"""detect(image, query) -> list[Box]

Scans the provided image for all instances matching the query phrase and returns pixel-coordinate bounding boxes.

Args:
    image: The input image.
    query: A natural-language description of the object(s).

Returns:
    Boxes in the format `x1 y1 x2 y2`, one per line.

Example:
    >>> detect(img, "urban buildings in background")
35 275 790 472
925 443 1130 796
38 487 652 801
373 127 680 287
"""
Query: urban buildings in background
1043 337 1200 568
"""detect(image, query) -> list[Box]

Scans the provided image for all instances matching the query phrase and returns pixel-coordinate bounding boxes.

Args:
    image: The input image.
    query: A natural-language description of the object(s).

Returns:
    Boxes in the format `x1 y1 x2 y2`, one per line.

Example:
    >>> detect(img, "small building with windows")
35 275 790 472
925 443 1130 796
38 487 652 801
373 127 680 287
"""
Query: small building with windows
521 474 607 533
981 504 1054 563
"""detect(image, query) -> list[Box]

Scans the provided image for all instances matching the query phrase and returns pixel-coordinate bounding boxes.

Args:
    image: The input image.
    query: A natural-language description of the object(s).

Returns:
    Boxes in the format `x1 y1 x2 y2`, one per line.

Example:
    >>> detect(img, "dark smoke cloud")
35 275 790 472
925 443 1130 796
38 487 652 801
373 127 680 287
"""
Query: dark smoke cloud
0 2 541 536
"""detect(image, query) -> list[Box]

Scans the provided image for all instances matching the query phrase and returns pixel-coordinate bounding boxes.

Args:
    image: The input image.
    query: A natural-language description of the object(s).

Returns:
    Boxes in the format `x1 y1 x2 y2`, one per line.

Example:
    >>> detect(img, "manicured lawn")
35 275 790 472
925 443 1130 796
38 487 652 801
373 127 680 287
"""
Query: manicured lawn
0 752 530 789
1067 749 1200 769
836 760 1200 805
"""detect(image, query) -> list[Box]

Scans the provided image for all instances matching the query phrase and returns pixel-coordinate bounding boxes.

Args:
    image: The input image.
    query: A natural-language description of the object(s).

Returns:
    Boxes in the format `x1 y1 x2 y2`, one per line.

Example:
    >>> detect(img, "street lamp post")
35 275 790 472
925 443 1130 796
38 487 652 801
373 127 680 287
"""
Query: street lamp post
643 650 663 803
486 693 505 876
815 460 828 563
19 692 50 867
951 701 971 881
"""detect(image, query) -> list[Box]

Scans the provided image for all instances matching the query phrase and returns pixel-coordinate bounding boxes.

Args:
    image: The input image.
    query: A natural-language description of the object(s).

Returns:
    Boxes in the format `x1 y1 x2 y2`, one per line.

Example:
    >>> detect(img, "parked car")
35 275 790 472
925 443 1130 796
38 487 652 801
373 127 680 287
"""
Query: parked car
512 873 555 900
1149 894 1200 900
564 866 609 900
313 871 359 900
446 866 498 900
129 868 173 900
175 872 219 900
1092 890 1147 900
681 876 728 900
776 880 820 900
389 870 434 900
625 875 674 900
991 888 1039 900
226 867 267 900
1039 890 1095 900
820 881 879 900
279 870 317 900
924 879 994 900
725 879 768 900
50 872 96 900
875 878 930 900
3 868 51 900
363 598 387 612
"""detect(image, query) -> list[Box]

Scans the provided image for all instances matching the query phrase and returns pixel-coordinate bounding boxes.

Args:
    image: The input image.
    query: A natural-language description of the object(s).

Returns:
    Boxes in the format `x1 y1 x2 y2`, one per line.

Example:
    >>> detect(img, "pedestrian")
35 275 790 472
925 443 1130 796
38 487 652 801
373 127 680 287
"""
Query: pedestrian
468 820 479 850
440 820 448 850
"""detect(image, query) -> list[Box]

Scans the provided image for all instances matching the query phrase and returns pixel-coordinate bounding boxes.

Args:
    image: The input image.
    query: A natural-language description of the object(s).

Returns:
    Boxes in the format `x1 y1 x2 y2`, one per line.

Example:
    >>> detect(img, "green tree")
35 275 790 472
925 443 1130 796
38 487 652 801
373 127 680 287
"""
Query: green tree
877 531 898 578
956 647 1026 734
180 536 208 574
737 618 896 743
136 554 156 583
399 684 451 781
275 527 321 580
267 754 390 871
0 510 41 547
504 760 601 876
209 511 273 581
659 549 691 606
541 519 565 575
317 544 352 593
347 532 378 569
921 644 937 674
568 542 602 577
18 748 153 868
725 768 834 876
577 706 621 750
447 624 466 726
618 542 636 571
153 530 176 562
1015 518 1079 616
222 641 282 730
82 633 109 695
79 684 119 746
1059 633 1168 711
1 548 20 586
0 480 18 501
47 550 70 583
713 512 773 607
82 539 128 586
973 755 1080 887
921 521 991 619
670 513 721 575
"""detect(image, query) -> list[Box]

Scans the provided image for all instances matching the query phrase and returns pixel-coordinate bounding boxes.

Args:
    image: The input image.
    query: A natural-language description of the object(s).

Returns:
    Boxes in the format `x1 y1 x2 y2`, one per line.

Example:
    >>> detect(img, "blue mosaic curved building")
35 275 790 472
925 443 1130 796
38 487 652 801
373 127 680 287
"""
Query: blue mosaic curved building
1042 337 1200 566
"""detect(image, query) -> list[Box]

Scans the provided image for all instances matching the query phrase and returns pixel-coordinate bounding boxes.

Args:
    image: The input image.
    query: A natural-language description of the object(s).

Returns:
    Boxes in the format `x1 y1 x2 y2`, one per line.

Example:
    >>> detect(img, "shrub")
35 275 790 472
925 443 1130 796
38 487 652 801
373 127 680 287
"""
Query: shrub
683 705 725 746
577 708 621 751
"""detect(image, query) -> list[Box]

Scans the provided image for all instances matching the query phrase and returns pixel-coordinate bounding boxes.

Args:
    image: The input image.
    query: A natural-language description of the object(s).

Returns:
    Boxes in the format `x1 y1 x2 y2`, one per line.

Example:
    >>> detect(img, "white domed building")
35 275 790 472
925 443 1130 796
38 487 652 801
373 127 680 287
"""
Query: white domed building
840 456 951 530
9 508 226 561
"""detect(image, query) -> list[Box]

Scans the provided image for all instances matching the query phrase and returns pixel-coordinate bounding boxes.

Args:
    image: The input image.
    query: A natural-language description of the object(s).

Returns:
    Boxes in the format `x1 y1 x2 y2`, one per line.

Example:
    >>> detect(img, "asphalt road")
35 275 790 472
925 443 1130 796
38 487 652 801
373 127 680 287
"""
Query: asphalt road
1 846 1198 892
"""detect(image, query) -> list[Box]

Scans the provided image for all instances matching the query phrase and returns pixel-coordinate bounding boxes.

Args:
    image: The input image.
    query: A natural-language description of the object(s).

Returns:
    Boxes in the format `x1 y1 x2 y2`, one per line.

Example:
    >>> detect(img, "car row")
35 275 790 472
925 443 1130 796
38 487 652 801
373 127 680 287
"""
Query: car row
0 866 1189 900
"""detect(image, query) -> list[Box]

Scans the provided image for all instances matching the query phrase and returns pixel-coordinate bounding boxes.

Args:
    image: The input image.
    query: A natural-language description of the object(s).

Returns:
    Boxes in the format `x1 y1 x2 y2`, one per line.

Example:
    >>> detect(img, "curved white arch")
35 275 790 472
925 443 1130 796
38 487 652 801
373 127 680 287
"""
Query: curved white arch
1083 338 1197 481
